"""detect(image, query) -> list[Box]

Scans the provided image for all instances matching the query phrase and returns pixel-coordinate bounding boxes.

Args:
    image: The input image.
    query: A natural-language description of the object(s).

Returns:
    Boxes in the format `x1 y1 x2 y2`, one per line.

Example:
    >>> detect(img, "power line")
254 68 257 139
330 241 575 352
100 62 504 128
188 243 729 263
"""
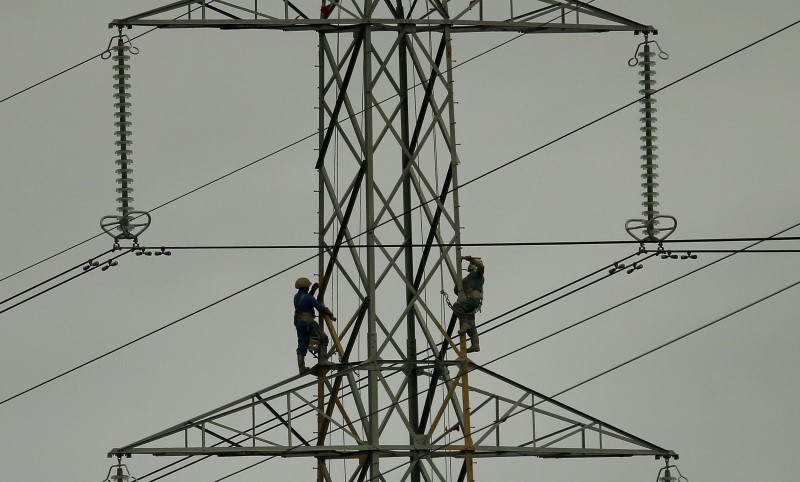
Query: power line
482 252 659 336
487 220 800 365
2 6 797 482
548 277 800 398
112 217 800 481
128 235 800 250
459 17 800 191
0 246 648 480
128 220 797 481
135 253 637 481
105 14 800 482
0 248 113 306
0 128 315 285
3 232 793 310
0 234 105 284
2 2 796 413
182 266 800 482
0 55 103 106
0 249 132 317
0 247 624 407
270 220 800 478
5 16 798 287
353 273 800 482
0 2 215 106
0 252 317 407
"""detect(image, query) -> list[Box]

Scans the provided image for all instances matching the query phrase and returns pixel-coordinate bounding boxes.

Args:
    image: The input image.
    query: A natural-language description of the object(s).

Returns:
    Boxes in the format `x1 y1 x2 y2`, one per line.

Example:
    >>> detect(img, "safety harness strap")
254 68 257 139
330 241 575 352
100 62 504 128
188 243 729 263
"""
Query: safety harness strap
294 294 315 323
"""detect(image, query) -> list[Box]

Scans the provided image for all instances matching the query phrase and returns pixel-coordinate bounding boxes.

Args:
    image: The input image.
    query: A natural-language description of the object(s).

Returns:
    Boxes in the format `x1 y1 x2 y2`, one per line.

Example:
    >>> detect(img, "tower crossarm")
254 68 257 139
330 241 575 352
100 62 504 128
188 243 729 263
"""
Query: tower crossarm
110 0 655 34
108 361 676 462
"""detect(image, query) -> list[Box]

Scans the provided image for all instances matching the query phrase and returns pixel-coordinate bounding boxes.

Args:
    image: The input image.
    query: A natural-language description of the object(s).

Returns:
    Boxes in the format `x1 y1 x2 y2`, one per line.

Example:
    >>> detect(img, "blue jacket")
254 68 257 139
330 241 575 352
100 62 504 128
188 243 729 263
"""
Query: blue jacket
294 291 330 322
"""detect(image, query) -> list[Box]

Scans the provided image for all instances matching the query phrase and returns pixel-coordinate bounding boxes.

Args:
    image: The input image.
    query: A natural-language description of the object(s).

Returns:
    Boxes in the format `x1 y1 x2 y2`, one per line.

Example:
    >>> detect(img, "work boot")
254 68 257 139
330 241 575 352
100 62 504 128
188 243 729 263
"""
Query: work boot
466 334 481 353
297 355 310 375
457 317 473 335
318 353 334 366
310 353 334 376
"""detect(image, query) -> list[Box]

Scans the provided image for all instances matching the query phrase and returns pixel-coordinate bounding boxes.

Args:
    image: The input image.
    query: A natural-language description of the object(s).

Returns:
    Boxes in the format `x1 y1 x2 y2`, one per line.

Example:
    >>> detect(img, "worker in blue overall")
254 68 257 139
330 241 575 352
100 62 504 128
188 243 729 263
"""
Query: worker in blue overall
453 256 484 353
294 277 335 374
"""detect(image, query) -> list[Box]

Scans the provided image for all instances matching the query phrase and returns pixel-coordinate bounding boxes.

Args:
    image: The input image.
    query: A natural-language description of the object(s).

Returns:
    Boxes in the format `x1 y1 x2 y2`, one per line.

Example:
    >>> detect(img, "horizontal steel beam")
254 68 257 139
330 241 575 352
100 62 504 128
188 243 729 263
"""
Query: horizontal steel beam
110 18 654 34
112 445 674 458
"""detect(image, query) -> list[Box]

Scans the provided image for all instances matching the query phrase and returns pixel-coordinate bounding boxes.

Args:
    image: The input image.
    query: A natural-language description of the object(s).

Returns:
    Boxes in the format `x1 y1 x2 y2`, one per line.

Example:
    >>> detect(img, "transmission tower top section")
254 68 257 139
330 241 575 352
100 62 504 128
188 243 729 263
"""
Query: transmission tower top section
110 0 655 35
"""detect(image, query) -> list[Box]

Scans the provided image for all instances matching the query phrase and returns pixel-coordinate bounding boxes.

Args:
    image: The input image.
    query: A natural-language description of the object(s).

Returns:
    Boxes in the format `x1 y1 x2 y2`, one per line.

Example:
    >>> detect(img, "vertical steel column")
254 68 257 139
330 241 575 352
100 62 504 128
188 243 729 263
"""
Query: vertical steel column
398 6 422 482
317 30 327 312
442 24 474 482
447 38 465 285
361 20 381 481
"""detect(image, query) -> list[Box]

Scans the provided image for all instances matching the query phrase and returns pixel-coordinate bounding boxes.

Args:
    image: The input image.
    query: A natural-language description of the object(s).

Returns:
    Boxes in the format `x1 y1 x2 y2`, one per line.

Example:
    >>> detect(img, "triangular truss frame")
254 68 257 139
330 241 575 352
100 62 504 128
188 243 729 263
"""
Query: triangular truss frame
110 357 675 473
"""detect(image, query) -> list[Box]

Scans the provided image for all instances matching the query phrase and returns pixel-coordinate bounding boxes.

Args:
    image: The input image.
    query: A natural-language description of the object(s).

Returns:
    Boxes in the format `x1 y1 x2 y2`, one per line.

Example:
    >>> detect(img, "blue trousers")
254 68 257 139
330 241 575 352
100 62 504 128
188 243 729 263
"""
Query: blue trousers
295 320 329 356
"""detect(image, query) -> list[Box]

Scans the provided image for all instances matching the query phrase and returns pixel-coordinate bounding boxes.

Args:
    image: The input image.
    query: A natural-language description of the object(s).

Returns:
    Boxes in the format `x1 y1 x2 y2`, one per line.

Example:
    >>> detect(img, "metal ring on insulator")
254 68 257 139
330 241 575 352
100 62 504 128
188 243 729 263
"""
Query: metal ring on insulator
625 215 677 244
103 461 137 482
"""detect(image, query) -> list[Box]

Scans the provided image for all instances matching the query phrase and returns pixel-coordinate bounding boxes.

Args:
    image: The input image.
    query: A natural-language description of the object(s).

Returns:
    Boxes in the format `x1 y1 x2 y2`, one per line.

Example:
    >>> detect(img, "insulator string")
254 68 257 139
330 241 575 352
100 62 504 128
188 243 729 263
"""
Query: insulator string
625 37 675 244
100 34 151 244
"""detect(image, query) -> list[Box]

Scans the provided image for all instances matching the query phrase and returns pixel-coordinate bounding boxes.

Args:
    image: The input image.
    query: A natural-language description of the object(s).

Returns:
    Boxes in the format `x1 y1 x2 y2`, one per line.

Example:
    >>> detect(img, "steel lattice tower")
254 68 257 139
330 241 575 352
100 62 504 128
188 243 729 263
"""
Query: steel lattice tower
107 3 676 482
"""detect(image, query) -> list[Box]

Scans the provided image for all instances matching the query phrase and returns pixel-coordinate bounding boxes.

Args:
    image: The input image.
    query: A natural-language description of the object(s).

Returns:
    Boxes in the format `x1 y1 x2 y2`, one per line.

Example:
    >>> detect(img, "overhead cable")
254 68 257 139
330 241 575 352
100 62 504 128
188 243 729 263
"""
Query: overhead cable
0 3 213 105
0 248 114 306
136 252 638 481
173 254 799 482
95 14 800 480
4 13 800 411
106 235 800 250
549 277 800 400
340 273 800 482
0 249 132 317
5 16 798 284
481 252 659 337
129 222 795 481
0 252 317 407
488 220 800 365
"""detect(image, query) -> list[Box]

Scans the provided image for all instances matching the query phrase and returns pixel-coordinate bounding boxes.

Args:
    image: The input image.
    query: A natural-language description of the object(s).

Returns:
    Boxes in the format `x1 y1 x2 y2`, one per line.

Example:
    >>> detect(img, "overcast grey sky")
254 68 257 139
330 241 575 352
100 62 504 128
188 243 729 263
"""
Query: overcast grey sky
2 1 800 481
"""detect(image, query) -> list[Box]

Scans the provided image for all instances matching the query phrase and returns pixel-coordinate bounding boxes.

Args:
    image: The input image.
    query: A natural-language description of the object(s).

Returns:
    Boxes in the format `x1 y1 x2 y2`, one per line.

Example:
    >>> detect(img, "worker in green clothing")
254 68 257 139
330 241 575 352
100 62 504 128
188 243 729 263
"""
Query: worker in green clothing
453 255 484 353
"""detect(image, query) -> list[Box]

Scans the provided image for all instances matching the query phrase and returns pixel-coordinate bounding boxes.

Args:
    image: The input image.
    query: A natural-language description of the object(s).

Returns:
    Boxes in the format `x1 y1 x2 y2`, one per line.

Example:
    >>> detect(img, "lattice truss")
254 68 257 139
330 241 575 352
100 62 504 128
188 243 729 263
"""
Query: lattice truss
110 362 674 472
313 14 467 367
111 0 653 33
108 2 667 481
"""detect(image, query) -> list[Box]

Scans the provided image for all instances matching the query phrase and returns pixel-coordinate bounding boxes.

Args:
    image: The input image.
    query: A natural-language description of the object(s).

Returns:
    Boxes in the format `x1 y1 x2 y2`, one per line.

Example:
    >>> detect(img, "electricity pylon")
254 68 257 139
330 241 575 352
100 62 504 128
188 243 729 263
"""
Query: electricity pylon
107 3 676 482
